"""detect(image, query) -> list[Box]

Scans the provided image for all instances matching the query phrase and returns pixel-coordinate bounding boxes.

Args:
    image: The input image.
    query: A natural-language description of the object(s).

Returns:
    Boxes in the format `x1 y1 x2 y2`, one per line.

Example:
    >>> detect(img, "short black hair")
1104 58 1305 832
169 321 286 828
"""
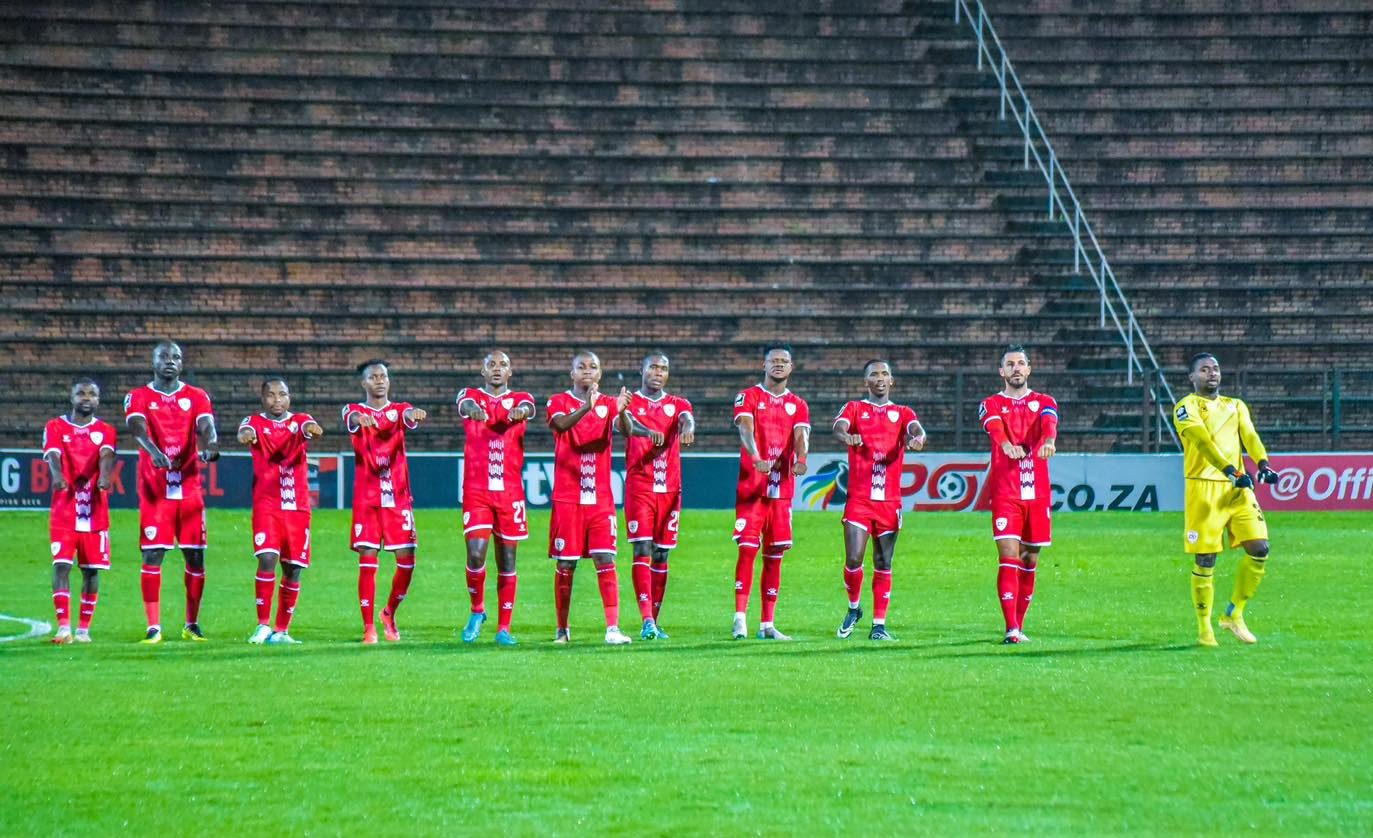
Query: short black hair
642 351 670 369
1189 352 1218 373
356 358 389 376
862 358 890 376
152 339 180 357
70 377 99 393
763 343 793 359
571 349 600 367
1001 343 1029 364
261 375 288 393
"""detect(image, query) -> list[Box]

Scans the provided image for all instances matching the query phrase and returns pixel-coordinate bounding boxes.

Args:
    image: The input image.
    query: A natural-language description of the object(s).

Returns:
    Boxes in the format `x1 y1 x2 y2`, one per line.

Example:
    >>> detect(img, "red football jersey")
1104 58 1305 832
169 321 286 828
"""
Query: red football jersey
457 387 535 502
241 412 315 512
834 400 920 505
343 401 417 509
43 415 117 531
733 385 811 501
546 391 618 506
624 391 693 496
123 382 214 501
979 390 1060 503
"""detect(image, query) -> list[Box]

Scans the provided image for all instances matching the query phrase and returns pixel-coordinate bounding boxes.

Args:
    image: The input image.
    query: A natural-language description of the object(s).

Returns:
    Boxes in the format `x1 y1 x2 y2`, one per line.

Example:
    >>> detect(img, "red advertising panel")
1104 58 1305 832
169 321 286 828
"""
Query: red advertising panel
1250 453 1373 511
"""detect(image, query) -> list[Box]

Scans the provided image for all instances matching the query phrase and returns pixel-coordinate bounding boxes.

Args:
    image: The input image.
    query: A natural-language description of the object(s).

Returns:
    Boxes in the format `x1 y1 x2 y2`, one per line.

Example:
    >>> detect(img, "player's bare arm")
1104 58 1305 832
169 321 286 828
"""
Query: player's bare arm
97 446 115 492
906 420 928 452
351 410 380 430
624 412 665 446
833 418 862 448
735 414 771 472
44 450 68 492
127 415 172 469
404 407 427 425
793 425 810 475
679 411 695 446
197 415 220 463
458 397 489 422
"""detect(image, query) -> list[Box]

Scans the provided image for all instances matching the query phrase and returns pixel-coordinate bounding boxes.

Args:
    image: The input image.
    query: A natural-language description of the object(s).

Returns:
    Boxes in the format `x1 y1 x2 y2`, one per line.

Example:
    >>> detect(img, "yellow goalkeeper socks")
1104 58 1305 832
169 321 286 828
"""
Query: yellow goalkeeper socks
1228 554 1268 618
1191 565 1216 642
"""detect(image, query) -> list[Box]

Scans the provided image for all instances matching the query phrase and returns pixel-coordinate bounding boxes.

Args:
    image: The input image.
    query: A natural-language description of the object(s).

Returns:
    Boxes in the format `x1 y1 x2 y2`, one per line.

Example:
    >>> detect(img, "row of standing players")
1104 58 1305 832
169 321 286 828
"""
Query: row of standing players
46 340 1075 646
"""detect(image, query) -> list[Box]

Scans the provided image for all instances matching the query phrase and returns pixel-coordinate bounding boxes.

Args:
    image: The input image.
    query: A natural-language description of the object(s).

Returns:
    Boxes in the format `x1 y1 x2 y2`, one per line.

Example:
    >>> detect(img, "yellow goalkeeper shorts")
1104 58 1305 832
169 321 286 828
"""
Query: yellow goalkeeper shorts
1183 479 1268 554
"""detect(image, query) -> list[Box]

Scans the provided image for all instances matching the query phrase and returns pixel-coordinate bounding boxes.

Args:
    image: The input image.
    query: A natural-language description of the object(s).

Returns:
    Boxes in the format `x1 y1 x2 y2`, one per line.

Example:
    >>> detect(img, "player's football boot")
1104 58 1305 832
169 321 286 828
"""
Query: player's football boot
495 629 517 647
731 614 748 640
757 626 792 641
361 625 379 645
140 627 163 645
380 609 400 642
248 624 273 645
837 606 863 639
51 626 73 645
1002 630 1022 645
640 618 660 640
605 626 633 645
462 611 487 643
554 628 571 644
181 623 207 642
654 625 670 640
1198 629 1219 647
868 624 896 642
266 631 301 645
73 630 92 643
1219 607 1257 644
1013 629 1031 643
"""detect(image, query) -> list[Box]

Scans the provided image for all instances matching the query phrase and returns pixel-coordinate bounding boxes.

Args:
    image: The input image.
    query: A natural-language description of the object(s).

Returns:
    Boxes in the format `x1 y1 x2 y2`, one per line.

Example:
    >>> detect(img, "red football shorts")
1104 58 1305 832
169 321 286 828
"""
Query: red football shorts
351 504 417 553
462 492 530 543
991 498 1052 547
252 507 313 567
842 498 903 538
624 489 682 550
139 493 207 550
51 526 111 569
733 497 793 555
549 501 617 560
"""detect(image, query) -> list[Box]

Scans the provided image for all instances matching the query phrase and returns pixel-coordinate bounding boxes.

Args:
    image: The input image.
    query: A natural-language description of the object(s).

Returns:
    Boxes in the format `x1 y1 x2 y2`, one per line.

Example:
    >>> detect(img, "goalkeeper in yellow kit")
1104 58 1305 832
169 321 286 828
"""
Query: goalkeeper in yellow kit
1172 353 1278 647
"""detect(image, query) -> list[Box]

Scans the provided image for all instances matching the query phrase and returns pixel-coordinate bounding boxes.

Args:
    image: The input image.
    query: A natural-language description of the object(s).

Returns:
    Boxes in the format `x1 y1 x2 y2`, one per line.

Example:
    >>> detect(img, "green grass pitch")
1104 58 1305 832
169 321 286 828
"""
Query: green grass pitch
2 509 1370 834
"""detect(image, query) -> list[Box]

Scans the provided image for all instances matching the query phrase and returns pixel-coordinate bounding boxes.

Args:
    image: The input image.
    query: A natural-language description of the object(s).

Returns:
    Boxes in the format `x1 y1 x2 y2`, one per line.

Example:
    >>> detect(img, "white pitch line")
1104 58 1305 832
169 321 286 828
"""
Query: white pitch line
0 614 53 643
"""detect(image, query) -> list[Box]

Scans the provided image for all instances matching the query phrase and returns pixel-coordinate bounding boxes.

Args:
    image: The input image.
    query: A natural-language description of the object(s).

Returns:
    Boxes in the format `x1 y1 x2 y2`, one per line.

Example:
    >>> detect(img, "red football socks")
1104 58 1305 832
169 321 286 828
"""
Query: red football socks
872 569 893 622
358 564 377 627
734 545 759 613
554 567 575 630
254 572 275 625
466 564 487 614
275 581 299 633
184 568 205 625
760 556 782 624
596 563 620 628
386 561 414 614
843 564 864 607
997 561 1020 631
650 561 669 620
631 561 653 620
496 571 517 631
52 589 70 628
140 563 161 629
1017 562 1037 628
78 592 97 631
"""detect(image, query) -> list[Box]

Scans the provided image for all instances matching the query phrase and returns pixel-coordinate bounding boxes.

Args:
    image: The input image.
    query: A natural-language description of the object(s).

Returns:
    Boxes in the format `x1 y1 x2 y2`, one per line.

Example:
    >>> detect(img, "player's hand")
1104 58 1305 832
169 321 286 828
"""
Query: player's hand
840 433 863 447
1227 468 1255 490
507 405 529 423
304 422 324 440
680 428 695 446
752 457 773 473
151 449 173 470
96 475 111 492
1001 441 1027 460
648 428 666 446
617 387 632 413
354 411 380 430
51 474 69 492
907 434 926 452
1038 439 1057 459
463 402 489 422
199 443 220 463
237 427 258 446
407 408 428 425
1256 462 1278 485
794 459 808 476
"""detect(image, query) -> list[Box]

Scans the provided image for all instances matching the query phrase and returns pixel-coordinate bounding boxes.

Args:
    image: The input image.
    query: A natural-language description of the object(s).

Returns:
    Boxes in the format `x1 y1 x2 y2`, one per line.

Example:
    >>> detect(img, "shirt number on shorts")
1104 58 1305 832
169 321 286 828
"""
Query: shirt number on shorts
512 501 527 525
401 509 414 531
99 531 109 552
668 511 680 533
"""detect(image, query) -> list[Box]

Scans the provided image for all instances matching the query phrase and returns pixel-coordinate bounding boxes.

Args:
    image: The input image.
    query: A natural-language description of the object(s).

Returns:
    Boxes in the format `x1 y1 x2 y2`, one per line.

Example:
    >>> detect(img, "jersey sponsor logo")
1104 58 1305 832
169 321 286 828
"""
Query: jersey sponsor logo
254 532 266 546
143 526 157 539
784 402 797 416
594 404 609 418
90 431 104 445
995 516 1008 531
178 397 192 411
385 409 398 422
664 404 676 417
887 409 899 423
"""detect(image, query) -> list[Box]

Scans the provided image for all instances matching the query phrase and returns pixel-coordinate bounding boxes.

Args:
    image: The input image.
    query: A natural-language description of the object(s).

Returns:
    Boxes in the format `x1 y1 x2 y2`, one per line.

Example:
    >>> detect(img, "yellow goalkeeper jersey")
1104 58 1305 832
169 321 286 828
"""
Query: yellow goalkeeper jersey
1172 393 1269 482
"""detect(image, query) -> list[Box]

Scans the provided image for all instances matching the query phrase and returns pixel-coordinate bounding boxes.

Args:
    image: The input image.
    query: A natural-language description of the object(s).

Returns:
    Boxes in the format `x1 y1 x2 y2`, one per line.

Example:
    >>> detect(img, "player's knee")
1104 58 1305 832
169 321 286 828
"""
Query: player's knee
1021 550 1039 569
651 548 670 564
256 553 278 573
1194 553 1217 569
395 547 415 561
183 549 205 569
52 564 71 585
141 549 165 566
283 564 303 583
632 542 652 560
556 559 578 573
591 553 615 568
1246 540 1270 559
465 539 488 566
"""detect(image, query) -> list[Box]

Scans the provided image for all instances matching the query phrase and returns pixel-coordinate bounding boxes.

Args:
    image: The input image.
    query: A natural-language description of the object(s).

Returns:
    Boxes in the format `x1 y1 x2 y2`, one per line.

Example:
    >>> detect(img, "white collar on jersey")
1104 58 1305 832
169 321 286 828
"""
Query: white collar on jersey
147 380 187 396
860 398 897 408
61 414 97 429
635 389 669 402
754 383 791 398
358 400 393 411
258 412 297 423
998 389 1038 401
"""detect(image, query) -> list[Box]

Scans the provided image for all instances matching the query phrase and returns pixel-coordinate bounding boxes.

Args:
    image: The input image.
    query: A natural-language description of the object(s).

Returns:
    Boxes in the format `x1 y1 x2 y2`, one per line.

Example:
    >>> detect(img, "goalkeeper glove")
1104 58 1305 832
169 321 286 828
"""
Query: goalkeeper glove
1256 460 1279 485
1224 465 1255 490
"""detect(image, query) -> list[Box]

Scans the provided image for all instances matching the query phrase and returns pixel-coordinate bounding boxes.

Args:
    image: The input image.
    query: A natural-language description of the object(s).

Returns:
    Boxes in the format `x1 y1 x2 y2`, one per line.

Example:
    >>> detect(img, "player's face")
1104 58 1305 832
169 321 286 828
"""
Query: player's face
70 383 99 417
362 364 390 399
764 350 793 383
153 343 183 380
864 363 892 397
642 356 669 392
262 381 291 417
571 354 601 388
1000 352 1030 388
1190 358 1222 394
481 352 512 388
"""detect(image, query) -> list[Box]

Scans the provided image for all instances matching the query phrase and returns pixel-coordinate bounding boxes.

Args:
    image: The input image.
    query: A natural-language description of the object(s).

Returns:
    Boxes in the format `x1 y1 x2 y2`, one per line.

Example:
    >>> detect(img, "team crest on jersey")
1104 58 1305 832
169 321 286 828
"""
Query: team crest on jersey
628 521 639 534
90 431 104 445
501 397 513 409
995 517 1008 531
887 409 899 423
288 421 299 433
385 409 398 422
734 517 746 532
784 402 796 416
664 404 676 417
354 524 363 536
178 397 192 411
1028 401 1040 412
144 526 157 539
51 541 61 556
254 532 266 547
1187 530 1199 544
594 404 609 418
554 537 565 552
462 512 470 525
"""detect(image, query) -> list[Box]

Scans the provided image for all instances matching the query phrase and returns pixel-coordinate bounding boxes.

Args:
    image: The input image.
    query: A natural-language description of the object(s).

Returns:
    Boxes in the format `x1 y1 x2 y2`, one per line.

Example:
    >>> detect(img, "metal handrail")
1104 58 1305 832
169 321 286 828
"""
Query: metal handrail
952 0 1180 449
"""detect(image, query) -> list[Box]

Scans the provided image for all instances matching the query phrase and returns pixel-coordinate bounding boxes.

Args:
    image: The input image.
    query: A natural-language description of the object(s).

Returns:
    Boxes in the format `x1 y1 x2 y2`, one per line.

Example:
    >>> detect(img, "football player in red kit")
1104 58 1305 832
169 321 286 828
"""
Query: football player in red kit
979 345 1059 644
238 378 323 645
732 345 810 641
343 359 428 644
457 350 535 647
125 341 219 644
43 379 117 644
833 360 926 641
